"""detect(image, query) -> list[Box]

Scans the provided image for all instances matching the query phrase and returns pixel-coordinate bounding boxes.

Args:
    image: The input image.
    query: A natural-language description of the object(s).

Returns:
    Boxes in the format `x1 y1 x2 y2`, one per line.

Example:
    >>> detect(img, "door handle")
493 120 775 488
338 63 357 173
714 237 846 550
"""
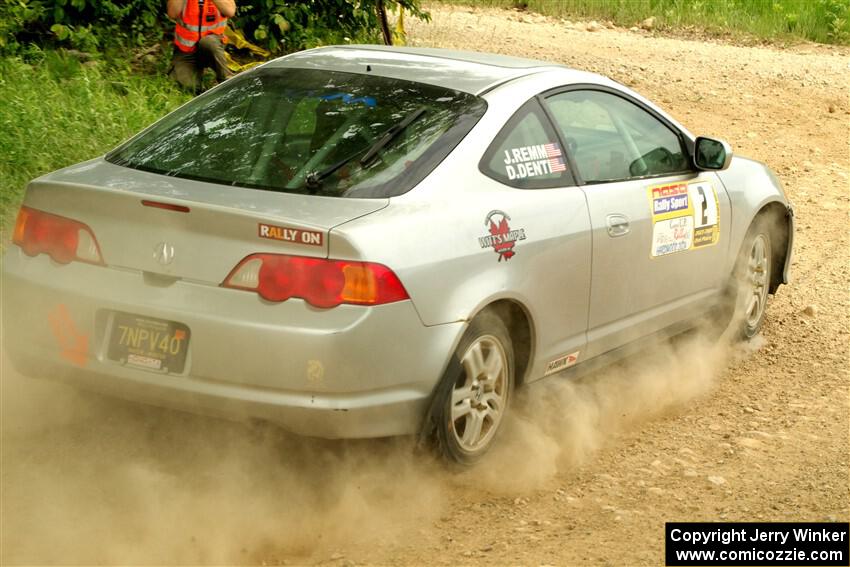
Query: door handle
606 214 630 237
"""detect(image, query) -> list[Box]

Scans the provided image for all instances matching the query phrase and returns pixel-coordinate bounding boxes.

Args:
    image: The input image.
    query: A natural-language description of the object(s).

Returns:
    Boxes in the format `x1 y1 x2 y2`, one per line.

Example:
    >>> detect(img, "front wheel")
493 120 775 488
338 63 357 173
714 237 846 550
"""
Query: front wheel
730 220 773 340
431 312 514 465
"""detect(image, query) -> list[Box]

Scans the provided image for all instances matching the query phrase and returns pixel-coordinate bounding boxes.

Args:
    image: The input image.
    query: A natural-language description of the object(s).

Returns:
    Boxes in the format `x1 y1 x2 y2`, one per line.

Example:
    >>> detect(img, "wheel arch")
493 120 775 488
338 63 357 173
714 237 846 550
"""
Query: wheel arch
717 158 793 294
417 295 537 447
473 298 535 387
750 200 794 294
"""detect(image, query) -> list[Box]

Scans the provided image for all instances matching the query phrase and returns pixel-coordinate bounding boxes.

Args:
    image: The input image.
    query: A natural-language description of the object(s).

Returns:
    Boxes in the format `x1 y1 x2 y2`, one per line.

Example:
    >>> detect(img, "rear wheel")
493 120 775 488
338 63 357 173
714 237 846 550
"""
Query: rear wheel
432 312 514 465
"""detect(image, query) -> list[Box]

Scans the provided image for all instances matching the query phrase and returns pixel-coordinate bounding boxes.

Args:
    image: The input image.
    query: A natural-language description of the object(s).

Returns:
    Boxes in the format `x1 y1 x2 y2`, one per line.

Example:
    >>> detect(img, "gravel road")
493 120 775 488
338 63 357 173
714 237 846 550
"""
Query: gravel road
2 4 848 565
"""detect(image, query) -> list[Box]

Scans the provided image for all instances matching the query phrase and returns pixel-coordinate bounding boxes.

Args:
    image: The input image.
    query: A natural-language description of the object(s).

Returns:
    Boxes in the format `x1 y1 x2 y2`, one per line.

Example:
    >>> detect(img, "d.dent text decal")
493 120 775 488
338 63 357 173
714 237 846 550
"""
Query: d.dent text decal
503 142 567 180
478 210 526 262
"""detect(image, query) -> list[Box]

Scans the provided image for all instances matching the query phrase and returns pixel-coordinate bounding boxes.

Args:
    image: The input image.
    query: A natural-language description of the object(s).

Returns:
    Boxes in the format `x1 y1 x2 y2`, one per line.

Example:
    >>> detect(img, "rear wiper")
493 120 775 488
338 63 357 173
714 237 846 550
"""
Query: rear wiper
358 106 427 167
303 106 427 193
303 147 367 194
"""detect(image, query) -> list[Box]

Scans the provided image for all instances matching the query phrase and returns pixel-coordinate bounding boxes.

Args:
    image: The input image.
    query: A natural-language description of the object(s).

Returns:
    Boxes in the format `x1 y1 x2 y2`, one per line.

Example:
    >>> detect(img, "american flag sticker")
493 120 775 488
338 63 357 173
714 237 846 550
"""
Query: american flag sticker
544 143 567 172
502 142 569 180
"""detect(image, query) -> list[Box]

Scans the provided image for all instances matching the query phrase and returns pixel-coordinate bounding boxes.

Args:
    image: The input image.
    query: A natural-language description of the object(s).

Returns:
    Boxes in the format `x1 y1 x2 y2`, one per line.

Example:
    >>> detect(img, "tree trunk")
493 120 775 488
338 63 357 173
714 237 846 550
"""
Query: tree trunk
377 0 393 45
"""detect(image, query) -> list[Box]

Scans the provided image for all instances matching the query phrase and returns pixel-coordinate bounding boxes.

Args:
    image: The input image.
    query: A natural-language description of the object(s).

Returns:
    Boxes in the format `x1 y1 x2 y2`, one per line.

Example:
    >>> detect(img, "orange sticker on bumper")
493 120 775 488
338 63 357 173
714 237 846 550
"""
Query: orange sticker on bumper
48 304 89 368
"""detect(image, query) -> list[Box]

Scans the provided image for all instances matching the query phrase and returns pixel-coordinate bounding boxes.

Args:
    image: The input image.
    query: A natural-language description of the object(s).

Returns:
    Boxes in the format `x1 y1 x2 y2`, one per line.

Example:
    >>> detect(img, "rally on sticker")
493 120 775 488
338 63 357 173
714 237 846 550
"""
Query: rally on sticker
258 223 324 246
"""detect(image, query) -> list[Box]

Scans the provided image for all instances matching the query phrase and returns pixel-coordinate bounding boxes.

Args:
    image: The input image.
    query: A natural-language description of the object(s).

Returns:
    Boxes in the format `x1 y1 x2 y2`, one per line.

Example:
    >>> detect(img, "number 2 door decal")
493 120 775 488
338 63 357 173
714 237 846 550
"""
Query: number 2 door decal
697 187 709 226
649 180 720 257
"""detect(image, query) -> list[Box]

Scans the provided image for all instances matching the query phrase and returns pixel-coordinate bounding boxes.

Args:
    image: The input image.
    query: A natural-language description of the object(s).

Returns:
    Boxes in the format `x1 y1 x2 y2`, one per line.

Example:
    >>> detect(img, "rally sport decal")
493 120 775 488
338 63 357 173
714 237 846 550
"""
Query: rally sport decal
478 210 527 262
649 180 720 257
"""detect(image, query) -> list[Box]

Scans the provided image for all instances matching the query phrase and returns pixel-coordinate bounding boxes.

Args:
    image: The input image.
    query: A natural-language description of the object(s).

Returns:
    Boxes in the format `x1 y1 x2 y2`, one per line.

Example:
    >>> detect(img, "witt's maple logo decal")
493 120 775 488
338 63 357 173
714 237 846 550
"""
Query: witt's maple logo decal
478 210 527 262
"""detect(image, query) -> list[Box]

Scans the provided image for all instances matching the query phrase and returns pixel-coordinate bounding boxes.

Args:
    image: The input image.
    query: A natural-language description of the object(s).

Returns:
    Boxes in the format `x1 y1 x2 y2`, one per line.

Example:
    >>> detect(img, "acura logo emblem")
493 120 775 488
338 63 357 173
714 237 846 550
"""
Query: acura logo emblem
153 242 176 265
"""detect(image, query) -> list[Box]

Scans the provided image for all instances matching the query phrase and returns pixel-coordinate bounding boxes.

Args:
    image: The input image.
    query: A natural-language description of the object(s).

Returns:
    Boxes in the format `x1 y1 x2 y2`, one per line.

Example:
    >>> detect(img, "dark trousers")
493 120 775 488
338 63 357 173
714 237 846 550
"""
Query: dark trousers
170 34 233 92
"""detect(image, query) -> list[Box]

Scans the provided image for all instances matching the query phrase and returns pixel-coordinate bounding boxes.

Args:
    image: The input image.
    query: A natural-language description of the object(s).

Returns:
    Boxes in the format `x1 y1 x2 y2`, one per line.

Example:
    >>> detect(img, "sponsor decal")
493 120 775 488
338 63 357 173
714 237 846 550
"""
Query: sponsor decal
649 180 719 257
478 210 527 261
127 353 163 370
48 304 88 368
651 184 690 214
259 223 324 247
544 351 580 376
689 181 720 248
503 142 567 180
653 216 694 256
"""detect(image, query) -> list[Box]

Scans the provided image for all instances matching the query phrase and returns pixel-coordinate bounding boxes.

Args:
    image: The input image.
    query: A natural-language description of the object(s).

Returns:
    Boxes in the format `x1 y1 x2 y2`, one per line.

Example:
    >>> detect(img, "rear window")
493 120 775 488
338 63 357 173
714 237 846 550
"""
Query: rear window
106 68 487 198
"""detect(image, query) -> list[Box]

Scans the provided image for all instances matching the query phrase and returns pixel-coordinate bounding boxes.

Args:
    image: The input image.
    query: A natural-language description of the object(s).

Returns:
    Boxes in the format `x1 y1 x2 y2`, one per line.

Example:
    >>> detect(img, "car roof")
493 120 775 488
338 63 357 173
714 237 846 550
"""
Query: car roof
265 45 572 95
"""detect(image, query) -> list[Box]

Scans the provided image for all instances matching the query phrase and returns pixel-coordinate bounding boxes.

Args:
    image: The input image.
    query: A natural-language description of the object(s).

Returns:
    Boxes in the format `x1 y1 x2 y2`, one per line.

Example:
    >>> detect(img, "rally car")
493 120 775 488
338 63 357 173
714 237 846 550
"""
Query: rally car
2 46 793 463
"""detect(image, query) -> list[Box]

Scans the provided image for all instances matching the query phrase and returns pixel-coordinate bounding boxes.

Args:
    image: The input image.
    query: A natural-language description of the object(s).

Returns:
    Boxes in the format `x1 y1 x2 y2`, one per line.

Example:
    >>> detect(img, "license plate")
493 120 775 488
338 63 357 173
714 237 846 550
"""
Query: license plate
106 312 190 374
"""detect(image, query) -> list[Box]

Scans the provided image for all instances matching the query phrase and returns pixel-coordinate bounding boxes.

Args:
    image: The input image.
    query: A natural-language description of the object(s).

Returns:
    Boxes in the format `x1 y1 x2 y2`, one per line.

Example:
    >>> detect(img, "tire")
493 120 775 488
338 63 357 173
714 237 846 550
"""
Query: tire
727 217 773 340
431 311 515 465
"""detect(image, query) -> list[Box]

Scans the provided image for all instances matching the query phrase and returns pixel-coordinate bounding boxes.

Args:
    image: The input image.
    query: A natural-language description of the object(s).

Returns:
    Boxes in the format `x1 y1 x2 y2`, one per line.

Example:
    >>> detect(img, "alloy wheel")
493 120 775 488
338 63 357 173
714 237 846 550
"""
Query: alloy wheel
745 233 770 330
450 335 509 452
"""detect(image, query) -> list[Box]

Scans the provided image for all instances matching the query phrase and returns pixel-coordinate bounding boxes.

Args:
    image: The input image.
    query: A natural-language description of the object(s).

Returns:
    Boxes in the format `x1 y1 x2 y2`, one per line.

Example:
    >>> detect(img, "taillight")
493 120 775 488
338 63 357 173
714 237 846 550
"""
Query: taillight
222 253 409 308
12 206 104 265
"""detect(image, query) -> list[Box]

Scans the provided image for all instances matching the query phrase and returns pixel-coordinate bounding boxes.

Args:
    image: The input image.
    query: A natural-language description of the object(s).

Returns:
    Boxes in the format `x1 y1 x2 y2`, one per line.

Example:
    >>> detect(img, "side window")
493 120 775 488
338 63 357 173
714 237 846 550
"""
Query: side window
480 99 574 189
545 90 691 184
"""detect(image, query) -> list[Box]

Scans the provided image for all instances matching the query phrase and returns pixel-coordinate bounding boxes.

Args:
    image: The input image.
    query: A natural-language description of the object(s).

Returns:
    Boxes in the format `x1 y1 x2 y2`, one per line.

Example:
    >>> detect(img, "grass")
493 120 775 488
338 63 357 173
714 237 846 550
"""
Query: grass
440 0 850 45
0 50 190 232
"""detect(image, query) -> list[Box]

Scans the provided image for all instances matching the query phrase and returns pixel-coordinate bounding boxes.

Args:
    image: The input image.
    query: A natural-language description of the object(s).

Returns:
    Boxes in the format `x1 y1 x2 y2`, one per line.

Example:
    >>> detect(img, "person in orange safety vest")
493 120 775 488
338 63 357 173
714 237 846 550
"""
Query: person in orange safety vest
167 0 236 92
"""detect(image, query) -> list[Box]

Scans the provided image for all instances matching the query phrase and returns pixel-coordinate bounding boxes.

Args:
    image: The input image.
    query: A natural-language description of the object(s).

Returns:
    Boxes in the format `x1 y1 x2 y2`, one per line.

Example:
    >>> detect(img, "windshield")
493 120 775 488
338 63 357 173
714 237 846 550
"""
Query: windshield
106 68 487 198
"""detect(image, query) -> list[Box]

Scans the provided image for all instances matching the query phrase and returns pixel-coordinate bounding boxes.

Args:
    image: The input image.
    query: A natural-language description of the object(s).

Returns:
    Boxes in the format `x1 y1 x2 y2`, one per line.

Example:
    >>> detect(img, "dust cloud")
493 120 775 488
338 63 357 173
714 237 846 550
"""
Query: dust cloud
1 360 449 564
2 328 748 564
474 331 742 493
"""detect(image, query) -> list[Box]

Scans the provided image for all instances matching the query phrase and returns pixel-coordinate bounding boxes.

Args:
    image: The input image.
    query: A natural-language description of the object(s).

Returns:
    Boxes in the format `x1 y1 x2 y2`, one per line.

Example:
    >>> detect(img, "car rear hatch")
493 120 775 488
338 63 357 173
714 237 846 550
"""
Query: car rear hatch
21 158 388 284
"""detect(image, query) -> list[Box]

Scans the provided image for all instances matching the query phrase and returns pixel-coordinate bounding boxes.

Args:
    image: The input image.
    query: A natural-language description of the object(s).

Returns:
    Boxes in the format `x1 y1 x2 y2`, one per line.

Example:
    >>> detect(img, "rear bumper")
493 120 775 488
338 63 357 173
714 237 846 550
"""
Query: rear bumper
2 248 464 438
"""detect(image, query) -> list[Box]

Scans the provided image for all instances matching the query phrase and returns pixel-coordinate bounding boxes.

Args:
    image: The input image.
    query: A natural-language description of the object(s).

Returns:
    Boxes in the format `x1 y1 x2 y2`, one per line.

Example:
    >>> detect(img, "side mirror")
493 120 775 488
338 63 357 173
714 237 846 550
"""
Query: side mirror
694 137 733 171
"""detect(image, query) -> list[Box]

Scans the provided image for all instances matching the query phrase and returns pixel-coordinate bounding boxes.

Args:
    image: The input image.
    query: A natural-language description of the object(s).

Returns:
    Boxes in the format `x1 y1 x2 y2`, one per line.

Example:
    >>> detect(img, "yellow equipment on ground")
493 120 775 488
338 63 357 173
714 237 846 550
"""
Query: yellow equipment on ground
223 25 270 72
394 6 406 45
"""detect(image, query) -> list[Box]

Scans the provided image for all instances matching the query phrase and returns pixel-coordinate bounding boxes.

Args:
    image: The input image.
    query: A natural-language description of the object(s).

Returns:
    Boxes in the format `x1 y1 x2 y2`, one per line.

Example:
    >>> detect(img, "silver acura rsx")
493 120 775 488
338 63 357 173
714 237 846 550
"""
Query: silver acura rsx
3 46 793 463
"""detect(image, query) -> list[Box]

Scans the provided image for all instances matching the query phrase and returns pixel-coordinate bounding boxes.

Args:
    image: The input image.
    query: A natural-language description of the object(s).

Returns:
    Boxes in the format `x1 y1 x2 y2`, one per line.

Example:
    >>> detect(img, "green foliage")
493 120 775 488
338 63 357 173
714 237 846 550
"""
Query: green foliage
815 0 850 43
0 0 430 57
0 52 190 224
450 0 850 45
1 0 167 55
238 0 429 52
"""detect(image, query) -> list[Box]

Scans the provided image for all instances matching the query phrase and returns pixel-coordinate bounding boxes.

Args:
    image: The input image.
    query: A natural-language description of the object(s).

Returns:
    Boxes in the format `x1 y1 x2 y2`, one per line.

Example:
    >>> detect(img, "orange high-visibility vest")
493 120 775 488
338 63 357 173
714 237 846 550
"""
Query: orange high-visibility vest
174 0 228 53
